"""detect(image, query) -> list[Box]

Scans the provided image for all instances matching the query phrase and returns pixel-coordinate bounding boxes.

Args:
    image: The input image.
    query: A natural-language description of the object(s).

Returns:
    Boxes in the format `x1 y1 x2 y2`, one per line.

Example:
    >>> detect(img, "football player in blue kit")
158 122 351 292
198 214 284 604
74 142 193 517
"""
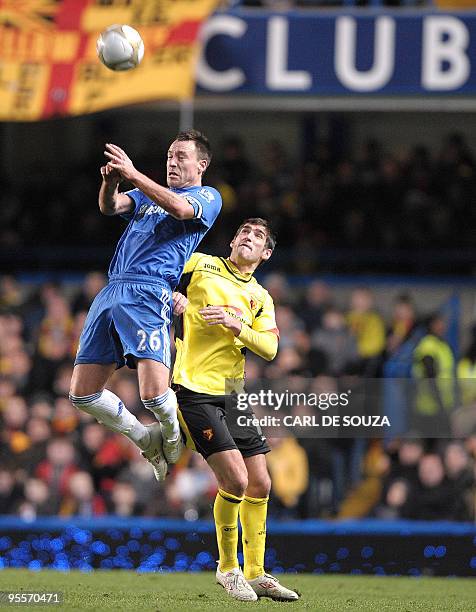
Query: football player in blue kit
69 130 221 480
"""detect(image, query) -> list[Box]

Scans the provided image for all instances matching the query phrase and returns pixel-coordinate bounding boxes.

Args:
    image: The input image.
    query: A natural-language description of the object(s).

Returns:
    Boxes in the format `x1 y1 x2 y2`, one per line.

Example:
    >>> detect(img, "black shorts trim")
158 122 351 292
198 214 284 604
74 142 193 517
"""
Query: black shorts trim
175 386 270 460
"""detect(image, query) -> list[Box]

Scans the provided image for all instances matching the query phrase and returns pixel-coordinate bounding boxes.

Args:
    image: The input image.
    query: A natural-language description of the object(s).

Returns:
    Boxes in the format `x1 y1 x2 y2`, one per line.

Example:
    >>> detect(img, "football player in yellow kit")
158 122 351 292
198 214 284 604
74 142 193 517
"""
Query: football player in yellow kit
172 218 299 602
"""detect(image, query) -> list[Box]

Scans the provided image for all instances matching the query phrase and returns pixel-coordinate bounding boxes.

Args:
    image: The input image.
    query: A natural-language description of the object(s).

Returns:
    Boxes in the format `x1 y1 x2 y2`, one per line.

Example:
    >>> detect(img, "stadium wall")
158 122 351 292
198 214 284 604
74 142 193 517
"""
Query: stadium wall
0 517 475 577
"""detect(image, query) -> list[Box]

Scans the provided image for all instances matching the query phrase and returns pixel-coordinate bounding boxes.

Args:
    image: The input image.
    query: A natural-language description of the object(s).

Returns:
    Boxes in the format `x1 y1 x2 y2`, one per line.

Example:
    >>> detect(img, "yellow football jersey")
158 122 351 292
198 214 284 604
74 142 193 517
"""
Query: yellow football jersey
173 252 278 395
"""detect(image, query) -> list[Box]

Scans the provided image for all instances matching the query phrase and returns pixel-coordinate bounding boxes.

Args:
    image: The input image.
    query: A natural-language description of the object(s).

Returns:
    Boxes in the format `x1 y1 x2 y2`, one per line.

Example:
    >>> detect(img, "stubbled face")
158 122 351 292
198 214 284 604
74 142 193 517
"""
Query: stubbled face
230 223 272 266
167 140 206 188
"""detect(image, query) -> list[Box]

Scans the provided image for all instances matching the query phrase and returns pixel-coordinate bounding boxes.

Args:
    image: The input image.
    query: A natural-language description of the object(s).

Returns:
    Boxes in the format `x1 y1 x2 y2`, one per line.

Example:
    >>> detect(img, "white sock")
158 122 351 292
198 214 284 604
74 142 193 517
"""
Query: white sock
70 389 150 450
142 388 179 442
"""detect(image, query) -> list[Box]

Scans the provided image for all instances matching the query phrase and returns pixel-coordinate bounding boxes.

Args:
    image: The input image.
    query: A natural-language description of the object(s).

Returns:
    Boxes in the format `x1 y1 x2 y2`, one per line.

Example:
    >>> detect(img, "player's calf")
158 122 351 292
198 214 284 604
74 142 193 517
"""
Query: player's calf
69 389 150 450
142 387 183 463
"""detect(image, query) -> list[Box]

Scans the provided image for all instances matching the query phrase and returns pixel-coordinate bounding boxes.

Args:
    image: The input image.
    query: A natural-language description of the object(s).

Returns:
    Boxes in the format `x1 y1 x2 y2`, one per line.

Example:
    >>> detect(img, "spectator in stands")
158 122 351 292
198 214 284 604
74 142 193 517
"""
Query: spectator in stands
30 292 74 393
388 438 424 486
0 466 22 514
23 417 51 474
117 453 159 510
0 276 23 312
443 442 473 521
386 293 417 354
17 478 57 519
406 453 455 521
109 480 143 517
59 471 106 517
347 287 386 376
51 397 79 435
454 326 476 437
263 273 292 306
274 304 304 349
35 438 79 498
1 395 30 457
310 306 358 376
374 479 411 520
297 280 333 333
71 271 107 315
165 452 217 520
412 314 455 438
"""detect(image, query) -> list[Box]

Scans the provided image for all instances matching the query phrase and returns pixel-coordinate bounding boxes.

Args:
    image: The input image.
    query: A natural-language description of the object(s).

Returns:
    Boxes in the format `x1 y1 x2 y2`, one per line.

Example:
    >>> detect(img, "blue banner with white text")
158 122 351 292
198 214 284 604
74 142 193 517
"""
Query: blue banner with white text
197 11 476 95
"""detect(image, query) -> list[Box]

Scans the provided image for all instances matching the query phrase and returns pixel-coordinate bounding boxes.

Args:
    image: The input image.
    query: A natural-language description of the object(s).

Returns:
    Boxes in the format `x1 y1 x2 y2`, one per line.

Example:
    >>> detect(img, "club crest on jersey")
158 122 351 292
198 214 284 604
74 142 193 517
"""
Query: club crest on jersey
199 188 214 202
203 428 214 441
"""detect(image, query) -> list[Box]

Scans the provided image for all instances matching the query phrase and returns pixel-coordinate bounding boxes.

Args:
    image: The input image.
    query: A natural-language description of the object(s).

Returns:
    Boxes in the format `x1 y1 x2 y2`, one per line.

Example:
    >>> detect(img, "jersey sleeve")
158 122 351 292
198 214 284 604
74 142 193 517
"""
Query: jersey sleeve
184 187 222 228
121 188 142 220
252 293 279 336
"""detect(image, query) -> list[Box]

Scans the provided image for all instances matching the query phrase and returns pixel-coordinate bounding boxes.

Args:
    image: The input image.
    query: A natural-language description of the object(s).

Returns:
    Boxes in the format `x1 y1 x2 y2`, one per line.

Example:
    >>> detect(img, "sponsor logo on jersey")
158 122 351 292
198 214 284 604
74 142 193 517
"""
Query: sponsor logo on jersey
204 262 221 272
135 203 166 220
199 188 214 202
209 304 244 318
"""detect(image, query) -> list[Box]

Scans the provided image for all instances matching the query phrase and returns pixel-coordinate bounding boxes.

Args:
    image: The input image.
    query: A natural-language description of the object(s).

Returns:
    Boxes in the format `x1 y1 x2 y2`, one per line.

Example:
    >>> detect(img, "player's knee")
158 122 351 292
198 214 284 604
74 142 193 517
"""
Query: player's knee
222 471 248 498
69 391 101 415
247 473 271 498
257 474 272 498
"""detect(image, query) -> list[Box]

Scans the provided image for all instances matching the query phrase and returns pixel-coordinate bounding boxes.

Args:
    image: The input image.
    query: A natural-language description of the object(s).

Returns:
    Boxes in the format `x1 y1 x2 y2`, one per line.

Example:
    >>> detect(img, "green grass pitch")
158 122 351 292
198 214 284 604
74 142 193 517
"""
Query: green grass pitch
0 570 475 611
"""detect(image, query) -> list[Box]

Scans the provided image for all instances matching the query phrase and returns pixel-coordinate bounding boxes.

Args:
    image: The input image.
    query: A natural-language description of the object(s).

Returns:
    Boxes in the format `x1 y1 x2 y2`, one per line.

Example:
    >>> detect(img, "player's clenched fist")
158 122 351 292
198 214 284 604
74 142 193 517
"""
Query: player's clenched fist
172 292 188 316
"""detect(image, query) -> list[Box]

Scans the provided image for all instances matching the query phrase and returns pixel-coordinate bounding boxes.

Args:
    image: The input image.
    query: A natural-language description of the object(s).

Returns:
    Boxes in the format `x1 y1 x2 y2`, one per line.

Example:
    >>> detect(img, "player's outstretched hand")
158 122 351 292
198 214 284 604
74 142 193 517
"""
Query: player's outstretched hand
172 292 188 316
104 143 137 182
199 306 242 336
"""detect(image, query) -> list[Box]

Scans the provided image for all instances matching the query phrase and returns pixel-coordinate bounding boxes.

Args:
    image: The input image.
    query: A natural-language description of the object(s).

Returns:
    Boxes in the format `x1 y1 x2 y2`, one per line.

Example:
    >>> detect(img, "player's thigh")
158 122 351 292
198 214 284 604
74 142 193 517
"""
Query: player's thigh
75 284 123 367
207 449 248 491
70 363 116 396
136 358 170 399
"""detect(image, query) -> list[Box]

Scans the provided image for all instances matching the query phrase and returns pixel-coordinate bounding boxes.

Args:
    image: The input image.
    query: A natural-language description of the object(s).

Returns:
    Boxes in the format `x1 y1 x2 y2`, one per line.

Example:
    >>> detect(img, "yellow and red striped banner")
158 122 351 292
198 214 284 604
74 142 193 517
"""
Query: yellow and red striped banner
0 0 220 121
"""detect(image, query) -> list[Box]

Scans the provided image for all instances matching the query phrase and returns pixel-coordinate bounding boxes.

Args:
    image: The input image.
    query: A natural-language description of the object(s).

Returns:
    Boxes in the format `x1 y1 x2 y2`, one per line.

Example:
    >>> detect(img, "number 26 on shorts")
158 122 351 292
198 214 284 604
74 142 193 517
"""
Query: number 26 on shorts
136 329 162 351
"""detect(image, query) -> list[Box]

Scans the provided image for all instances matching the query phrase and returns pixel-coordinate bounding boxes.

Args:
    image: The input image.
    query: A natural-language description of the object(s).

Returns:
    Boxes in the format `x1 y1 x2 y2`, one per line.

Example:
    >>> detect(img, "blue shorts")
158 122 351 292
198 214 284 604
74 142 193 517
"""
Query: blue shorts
75 274 172 369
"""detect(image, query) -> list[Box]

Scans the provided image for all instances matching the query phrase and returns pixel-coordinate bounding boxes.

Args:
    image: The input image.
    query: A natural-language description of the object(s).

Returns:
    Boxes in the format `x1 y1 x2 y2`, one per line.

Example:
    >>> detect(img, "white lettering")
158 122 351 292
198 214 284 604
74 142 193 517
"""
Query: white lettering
422 16 470 90
266 16 312 90
196 16 247 92
335 16 395 92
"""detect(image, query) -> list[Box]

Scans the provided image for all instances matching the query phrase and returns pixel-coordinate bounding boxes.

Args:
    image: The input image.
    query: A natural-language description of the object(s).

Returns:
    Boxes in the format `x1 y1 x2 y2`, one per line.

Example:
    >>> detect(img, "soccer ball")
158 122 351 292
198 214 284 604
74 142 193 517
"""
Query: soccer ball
96 25 144 72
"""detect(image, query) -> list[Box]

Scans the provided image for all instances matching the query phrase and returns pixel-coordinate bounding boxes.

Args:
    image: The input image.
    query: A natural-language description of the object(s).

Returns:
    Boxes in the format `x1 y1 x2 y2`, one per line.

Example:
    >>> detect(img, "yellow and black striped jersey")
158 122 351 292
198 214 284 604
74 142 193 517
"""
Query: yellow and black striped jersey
173 252 278 395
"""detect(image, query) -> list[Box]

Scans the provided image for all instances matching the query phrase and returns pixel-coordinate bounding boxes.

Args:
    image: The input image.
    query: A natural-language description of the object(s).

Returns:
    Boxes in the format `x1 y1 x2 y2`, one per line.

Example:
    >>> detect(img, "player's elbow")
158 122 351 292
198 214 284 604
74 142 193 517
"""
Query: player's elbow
98 200 116 216
99 206 115 216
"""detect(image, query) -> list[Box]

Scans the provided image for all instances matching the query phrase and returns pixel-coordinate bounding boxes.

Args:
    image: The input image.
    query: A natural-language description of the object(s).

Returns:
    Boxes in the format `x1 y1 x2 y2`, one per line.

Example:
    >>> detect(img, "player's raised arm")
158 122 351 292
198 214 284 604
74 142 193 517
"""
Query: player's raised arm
98 163 134 216
104 142 201 221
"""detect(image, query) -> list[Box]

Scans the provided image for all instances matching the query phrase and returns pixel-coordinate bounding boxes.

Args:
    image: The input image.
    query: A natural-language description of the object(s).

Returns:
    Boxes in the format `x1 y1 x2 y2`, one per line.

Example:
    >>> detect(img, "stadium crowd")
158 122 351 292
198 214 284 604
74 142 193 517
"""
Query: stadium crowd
1 133 476 275
0 273 474 522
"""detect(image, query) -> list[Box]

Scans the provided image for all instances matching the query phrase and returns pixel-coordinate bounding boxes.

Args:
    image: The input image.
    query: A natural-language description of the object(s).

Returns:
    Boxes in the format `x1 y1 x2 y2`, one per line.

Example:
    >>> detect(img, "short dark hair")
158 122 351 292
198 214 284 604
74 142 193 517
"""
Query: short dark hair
175 129 212 167
235 218 277 250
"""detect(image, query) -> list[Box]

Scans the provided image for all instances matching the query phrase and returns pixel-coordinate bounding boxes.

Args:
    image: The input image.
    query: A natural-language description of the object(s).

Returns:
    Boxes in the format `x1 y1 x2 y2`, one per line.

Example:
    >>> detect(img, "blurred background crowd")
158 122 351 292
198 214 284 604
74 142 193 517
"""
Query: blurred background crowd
1 261 475 522
2 131 476 276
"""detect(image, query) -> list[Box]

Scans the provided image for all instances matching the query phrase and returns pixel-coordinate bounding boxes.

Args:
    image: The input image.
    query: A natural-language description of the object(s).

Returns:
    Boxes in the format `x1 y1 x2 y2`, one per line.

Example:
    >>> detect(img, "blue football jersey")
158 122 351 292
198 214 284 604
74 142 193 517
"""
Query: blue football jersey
108 185 222 289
